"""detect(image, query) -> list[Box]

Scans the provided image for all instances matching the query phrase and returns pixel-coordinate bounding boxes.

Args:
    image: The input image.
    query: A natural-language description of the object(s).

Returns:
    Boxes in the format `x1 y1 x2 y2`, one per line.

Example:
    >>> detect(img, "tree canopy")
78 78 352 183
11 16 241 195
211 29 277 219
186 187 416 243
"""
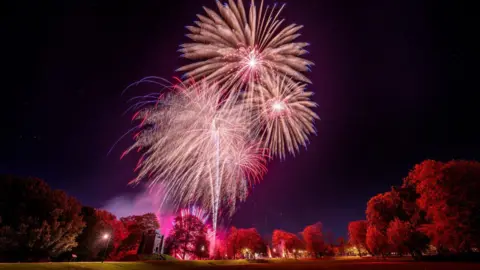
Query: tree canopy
168 214 209 260
302 222 325 257
0 175 85 261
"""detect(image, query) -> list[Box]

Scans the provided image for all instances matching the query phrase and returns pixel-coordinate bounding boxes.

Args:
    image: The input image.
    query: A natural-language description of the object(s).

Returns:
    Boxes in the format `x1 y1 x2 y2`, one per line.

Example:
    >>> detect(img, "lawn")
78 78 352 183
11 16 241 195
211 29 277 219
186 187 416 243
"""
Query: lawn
1 258 479 270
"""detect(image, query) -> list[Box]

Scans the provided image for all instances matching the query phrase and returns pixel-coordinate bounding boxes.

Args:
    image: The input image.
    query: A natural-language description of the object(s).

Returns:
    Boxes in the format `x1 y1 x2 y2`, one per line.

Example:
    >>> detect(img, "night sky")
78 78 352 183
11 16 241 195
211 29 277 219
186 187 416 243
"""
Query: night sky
1 0 474 239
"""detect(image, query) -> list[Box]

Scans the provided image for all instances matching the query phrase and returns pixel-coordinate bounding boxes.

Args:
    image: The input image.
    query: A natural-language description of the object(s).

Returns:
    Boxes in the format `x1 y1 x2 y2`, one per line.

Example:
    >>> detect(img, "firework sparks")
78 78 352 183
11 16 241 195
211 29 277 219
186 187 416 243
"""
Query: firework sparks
246 74 319 159
126 79 268 245
181 206 209 224
178 0 314 91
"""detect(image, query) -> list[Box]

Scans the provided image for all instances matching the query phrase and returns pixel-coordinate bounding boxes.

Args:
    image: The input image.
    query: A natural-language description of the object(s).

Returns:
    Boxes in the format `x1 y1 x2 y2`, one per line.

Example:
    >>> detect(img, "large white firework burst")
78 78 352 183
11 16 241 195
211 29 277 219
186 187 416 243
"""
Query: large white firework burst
178 0 314 89
246 74 319 159
126 79 267 233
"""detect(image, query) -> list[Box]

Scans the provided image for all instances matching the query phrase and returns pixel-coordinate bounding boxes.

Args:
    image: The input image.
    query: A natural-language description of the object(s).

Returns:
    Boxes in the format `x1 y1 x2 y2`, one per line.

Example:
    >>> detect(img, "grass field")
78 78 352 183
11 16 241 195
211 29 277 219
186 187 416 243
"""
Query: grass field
1 258 479 270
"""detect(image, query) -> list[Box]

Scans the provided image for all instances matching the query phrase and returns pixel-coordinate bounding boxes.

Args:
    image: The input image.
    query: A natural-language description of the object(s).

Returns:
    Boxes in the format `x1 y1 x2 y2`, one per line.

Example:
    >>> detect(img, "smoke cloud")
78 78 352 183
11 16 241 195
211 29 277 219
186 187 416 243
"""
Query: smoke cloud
102 184 175 235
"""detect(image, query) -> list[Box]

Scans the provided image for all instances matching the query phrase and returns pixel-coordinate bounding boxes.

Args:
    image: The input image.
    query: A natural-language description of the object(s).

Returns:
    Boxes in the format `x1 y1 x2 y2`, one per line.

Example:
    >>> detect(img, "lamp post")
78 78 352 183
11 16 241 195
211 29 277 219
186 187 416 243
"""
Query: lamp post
101 233 111 263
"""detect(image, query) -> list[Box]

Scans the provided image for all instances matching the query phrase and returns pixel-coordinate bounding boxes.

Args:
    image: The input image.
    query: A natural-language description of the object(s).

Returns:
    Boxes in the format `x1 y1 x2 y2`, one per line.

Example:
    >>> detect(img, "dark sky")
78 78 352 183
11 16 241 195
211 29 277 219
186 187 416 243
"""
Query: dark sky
0 0 474 239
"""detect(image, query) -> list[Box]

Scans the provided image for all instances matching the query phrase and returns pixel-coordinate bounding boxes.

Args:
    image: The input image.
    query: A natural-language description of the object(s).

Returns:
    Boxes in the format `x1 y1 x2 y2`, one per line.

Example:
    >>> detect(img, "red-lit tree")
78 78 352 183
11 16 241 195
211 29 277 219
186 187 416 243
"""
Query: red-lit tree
302 222 325 257
366 192 396 231
168 214 208 260
226 227 264 259
226 226 239 259
366 225 388 257
94 210 128 260
365 189 421 257
117 213 159 256
347 220 369 256
73 208 128 261
337 237 346 256
272 230 304 258
386 217 429 259
404 160 480 253
387 218 412 255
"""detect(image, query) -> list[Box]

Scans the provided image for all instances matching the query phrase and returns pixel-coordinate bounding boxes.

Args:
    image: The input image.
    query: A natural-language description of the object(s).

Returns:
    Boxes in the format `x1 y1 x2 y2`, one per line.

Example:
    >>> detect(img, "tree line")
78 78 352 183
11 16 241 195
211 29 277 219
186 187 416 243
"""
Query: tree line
0 175 342 261
1 159 479 261
0 175 159 262
347 160 480 259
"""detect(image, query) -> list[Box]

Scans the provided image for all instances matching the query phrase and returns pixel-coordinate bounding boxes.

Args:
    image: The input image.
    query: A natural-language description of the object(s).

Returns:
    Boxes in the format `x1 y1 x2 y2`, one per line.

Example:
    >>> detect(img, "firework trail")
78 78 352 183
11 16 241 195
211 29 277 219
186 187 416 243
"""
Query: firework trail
125 79 268 250
178 0 313 93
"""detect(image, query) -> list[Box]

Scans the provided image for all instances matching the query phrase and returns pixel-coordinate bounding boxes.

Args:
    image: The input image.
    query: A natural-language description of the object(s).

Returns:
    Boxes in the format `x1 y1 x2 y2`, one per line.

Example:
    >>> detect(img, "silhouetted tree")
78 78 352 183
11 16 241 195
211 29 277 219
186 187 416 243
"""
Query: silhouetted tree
73 206 100 260
0 175 85 262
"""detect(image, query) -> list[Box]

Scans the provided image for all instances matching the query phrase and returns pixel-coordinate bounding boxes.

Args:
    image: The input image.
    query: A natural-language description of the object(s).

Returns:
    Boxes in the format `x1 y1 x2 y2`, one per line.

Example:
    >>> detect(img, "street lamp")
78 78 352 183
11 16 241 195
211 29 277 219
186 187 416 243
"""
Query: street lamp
101 233 111 263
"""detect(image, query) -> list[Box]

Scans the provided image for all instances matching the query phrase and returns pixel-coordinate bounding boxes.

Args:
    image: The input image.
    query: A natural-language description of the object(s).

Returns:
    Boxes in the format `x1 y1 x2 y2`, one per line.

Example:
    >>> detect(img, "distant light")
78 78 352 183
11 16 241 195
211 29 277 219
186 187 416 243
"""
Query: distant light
103 234 110 239
201 245 205 251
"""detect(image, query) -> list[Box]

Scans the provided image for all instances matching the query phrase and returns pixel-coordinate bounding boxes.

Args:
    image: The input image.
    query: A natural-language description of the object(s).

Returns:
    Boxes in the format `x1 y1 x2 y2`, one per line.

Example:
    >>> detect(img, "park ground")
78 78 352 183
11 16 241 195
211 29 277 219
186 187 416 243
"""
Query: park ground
1 258 480 270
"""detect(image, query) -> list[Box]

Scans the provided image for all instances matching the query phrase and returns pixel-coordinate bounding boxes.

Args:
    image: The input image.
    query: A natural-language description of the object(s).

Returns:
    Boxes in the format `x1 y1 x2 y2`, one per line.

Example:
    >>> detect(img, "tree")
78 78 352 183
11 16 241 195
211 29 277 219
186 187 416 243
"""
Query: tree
272 230 304 258
366 192 396 231
74 208 129 261
226 227 265 259
366 191 410 257
168 214 209 260
404 160 480 253
118 213 159 256
0 175 85 262
73 206 100 260
302 222 325 257
337 237 346 256
347 220 369 256
366 225 388 257
387 218 412 256
386 218 429 259
226 226 239 259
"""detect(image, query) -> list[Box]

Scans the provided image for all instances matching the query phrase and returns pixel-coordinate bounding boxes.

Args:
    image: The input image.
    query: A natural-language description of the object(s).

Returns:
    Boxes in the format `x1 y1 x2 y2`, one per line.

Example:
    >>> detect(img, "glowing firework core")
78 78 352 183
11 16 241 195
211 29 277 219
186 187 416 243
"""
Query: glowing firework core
272 101 286 112
248 56 257 69
244 49 260 74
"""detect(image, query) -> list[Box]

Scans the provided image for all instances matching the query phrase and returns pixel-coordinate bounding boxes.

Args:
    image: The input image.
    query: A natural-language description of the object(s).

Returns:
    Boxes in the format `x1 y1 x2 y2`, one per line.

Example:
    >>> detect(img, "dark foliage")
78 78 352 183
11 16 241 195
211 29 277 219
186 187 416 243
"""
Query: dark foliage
0 175 85 262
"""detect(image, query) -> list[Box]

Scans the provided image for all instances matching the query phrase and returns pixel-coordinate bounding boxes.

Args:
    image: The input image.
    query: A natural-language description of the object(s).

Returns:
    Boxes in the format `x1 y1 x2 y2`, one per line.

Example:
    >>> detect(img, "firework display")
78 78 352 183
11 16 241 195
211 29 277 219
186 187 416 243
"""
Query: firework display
178 0 313 90
126 80 268 239
125 0 317 253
